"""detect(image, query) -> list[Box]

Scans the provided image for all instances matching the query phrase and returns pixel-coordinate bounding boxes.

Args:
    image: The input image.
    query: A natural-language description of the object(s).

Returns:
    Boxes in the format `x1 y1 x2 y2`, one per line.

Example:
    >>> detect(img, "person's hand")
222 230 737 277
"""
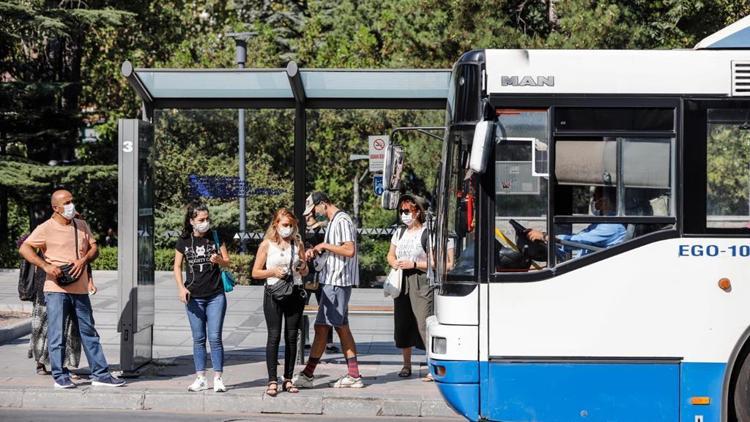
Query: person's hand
209 253 221 264
43 264 62 279
305 249 318 261
272 266 288 278
178 287 190 304
313 243 327 255
70 257 88 279
526 229 546 242
396 259 415 270
87 280 97 295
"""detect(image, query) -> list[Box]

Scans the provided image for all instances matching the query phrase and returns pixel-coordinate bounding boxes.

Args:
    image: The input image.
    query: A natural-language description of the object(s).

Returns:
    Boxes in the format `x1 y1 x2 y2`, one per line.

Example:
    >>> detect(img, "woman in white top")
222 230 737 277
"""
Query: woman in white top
386 194 434 381
252 208 308 396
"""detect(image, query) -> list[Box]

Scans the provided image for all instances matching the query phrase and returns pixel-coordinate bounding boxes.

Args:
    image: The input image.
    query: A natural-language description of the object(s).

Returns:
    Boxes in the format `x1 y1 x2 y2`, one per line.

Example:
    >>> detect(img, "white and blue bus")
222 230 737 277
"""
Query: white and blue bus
418 18 750 422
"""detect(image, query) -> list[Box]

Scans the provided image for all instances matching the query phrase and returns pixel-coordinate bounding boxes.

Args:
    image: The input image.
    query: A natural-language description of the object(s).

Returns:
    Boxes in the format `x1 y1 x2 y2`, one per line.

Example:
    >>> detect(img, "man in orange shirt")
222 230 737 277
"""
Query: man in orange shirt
19 190 124 389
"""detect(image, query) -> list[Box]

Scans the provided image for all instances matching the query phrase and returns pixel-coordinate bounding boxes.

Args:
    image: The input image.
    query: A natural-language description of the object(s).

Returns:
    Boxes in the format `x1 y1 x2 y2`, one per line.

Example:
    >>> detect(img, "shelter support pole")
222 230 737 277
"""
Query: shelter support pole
293 104 306 226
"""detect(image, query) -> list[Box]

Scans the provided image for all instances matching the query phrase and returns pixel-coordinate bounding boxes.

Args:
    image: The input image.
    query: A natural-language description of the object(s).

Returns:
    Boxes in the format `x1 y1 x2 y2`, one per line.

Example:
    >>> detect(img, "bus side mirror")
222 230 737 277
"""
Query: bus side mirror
381 144 404 209
469 121 494 173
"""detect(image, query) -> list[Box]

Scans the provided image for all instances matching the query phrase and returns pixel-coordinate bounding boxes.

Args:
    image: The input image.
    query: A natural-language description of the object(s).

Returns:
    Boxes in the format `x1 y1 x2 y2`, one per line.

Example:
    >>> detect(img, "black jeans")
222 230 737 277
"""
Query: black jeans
264 285 304 381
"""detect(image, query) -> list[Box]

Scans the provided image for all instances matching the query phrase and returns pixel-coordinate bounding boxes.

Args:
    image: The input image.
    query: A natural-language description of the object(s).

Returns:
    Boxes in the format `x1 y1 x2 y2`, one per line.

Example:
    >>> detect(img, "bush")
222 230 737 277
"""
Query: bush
92 246 118 270
89 247 257 285
358 237 390 287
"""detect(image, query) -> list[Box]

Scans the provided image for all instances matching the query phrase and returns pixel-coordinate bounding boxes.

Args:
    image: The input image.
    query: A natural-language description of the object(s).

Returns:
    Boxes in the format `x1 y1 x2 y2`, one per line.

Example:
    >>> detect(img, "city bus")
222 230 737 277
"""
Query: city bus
406 20 750 422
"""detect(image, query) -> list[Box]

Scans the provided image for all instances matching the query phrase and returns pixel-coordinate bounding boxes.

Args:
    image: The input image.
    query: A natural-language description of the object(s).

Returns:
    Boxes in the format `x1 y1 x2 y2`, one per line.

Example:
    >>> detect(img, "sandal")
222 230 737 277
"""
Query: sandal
282 379 299 393
36 364 49 376
398 366 412 378
265 381 278 397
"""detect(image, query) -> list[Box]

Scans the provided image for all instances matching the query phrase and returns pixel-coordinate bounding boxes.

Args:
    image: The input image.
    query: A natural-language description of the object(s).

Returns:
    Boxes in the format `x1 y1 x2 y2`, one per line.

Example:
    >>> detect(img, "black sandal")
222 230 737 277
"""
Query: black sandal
36 364 49 376
266 381 278 397
282 379 299 393
398 366 412 377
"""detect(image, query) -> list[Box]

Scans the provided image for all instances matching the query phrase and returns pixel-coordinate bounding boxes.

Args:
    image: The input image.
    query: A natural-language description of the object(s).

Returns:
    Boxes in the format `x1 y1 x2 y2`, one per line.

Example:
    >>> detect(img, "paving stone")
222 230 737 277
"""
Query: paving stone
0 388 23 408
143 391 204 412
421 399 459 417
381 398 422 417
261 394 322 414
80 389 144 410
204 392 263 413
21 388 87 409
322 397 383 416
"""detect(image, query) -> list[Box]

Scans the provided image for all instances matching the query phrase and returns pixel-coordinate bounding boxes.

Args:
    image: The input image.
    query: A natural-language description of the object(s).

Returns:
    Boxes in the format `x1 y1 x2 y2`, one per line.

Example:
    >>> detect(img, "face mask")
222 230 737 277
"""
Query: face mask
315 205 327 221
590 198 603 216
59 203 76 220
193 221 210 233
401 212 414 226
278 226 293 238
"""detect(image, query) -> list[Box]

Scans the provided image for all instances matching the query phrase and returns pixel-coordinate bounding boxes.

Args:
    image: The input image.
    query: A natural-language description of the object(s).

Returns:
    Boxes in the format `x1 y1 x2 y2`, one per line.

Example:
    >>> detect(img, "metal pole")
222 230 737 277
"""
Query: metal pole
235 38 248 253
353 172 360 227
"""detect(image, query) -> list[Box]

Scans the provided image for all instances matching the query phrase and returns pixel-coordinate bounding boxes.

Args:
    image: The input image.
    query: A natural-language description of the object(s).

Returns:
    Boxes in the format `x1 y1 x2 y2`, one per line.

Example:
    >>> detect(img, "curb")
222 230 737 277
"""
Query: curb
0 319 31 344
0 387 459 418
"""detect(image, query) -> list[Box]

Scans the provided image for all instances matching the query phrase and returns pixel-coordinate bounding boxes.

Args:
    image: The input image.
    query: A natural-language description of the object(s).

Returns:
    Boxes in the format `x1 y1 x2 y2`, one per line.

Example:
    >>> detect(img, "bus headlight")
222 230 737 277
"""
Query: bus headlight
432 336 447 354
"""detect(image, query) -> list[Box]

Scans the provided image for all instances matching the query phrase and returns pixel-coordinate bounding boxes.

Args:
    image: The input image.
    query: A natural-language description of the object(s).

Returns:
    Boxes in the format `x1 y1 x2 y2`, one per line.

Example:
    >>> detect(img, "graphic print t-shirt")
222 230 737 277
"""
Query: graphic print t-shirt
175 234 222 298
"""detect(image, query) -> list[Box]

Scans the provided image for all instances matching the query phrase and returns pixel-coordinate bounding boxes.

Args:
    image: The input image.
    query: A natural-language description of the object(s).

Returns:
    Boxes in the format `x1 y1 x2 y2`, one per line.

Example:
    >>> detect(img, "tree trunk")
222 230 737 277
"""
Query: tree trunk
546 0 558 28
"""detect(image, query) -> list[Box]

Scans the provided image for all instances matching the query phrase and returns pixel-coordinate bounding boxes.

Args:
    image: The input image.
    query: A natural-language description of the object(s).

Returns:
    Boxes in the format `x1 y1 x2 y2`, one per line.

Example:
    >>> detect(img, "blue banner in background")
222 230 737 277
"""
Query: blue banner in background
188 174 284 199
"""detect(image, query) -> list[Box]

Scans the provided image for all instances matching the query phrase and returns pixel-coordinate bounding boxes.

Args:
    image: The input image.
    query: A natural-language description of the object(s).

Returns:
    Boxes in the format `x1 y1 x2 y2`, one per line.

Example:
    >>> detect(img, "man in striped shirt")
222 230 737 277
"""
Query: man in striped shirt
293 192 364 389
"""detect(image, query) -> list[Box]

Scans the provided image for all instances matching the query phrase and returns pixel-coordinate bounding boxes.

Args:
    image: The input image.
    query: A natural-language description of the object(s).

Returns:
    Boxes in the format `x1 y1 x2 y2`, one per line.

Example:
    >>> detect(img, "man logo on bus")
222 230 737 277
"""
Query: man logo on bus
501 75 555 87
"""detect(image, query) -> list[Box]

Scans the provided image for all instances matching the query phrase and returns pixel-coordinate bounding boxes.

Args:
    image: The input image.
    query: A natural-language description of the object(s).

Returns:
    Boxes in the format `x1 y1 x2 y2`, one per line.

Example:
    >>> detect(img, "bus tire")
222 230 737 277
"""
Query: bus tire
735 354 750 422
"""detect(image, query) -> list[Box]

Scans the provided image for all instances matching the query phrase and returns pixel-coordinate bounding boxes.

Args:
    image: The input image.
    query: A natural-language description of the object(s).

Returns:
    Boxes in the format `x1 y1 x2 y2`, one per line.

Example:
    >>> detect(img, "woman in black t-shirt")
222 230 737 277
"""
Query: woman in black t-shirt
173 202 231 393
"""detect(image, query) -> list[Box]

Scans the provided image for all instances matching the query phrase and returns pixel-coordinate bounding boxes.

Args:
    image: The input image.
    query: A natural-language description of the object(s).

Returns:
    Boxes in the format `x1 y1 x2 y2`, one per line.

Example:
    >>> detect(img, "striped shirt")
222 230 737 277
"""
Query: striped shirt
318 210 359 287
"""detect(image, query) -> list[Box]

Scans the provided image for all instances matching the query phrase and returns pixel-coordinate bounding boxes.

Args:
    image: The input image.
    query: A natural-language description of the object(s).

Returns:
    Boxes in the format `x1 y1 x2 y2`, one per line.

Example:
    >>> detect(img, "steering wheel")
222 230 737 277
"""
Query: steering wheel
508 219 547 262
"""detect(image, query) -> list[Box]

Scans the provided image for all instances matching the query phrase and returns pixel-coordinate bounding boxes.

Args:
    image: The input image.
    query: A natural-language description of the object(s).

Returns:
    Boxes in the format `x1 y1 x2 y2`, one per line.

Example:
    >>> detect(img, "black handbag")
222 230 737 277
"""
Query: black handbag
18 258 37 302
267 242 295 301
56 220 81 286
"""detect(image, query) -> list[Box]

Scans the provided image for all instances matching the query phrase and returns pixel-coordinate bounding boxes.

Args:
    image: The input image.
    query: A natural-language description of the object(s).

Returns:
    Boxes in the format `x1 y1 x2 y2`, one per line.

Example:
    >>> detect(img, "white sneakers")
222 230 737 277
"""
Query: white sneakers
187 375 208 392
330 374 365 388
291 372 314 389
213 376 226 393
292 372 365 389
188 375 228 392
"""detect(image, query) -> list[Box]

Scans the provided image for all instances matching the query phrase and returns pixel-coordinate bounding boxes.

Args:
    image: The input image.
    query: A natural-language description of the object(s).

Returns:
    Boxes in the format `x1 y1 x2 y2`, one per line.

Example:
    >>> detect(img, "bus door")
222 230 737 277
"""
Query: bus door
485 105 682 421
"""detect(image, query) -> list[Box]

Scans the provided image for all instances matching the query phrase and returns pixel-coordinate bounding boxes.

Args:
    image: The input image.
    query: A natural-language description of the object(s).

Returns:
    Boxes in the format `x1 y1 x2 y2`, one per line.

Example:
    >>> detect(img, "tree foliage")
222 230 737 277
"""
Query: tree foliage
2 0 749 270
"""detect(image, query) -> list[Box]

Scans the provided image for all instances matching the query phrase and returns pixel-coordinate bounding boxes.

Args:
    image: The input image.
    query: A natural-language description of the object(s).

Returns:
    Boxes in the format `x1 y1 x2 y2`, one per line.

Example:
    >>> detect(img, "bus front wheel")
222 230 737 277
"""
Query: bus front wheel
734 354 750 421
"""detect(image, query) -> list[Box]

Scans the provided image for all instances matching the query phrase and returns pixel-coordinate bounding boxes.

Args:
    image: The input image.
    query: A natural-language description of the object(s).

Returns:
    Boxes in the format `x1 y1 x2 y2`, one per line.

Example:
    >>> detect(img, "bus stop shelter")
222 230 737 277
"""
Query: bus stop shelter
117 60 450 373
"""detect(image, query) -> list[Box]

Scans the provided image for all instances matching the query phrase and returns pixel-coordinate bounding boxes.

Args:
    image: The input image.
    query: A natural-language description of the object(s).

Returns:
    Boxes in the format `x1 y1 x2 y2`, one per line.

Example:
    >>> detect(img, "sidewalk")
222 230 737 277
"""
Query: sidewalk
0 270 458 418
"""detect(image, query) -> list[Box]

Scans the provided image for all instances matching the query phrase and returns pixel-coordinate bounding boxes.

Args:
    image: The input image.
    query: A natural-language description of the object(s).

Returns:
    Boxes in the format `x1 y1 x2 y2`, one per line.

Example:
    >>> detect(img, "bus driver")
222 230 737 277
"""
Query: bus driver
526 186 627 258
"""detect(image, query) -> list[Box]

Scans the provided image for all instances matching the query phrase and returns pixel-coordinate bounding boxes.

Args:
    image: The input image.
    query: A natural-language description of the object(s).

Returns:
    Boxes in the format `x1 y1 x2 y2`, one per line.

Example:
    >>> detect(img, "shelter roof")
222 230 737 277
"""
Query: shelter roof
121 61 450 110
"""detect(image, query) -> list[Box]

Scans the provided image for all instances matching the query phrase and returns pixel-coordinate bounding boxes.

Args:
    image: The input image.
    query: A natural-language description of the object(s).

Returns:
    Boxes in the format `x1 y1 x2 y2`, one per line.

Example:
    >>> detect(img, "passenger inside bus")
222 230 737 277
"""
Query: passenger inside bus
526 186 626 259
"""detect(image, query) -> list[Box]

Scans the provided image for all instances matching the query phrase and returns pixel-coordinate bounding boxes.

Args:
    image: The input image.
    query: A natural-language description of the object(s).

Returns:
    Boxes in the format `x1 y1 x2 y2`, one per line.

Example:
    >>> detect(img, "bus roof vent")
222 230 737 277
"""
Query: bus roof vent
732 61 750 96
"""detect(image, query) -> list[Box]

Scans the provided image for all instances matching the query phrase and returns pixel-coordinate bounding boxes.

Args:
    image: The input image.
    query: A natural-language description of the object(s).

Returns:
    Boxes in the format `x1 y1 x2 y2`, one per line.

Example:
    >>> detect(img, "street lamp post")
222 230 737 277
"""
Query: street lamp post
227 32 256 253
349 154 370 227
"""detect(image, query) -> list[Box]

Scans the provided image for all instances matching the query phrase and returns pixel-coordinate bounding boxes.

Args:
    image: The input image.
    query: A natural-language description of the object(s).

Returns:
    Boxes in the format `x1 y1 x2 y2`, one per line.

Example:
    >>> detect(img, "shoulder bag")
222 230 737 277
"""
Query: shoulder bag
267 242 295 301
211 231 236 293
56 220 81 286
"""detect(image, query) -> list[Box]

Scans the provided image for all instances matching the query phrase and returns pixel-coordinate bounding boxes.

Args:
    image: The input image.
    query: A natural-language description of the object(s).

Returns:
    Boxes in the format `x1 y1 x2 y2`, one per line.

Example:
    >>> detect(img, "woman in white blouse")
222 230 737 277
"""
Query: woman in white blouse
386 194 434 381
252 208 308 396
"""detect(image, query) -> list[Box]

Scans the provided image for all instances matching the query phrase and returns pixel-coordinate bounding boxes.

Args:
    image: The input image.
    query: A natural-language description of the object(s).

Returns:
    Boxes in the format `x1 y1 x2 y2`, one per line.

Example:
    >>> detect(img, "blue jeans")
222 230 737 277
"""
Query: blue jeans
45 293 109 383
185 292 226 372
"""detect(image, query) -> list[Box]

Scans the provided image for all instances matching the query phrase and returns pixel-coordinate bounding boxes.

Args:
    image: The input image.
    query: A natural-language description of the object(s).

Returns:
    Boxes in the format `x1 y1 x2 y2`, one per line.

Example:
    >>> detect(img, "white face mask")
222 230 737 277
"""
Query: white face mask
401 212 414 226
278 226 293 238
59 203 76 220
193 221 210 233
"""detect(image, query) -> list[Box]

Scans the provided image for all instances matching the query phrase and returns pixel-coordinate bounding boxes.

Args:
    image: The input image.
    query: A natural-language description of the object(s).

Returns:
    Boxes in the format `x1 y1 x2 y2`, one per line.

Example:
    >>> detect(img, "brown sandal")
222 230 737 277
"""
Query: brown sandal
398 366 412 377
282 379 299 393
266 381 278 397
